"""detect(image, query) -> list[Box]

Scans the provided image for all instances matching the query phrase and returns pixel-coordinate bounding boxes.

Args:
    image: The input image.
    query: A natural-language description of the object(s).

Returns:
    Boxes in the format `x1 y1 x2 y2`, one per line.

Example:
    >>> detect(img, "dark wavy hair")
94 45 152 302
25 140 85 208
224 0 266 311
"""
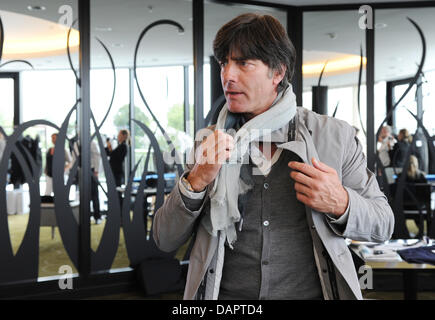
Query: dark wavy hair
213 13 296 92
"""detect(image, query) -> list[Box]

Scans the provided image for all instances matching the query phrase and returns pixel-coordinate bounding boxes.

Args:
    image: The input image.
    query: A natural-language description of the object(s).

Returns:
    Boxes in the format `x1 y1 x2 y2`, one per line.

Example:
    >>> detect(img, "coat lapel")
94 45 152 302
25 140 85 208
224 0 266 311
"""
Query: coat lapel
278 116 362 299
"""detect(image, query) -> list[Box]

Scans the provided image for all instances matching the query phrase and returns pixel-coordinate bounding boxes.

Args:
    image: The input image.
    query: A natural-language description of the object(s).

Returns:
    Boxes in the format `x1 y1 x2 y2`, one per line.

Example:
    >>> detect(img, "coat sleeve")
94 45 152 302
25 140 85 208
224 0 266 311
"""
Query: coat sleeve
153 126 216 252
327 126 395 242
152 176 209 252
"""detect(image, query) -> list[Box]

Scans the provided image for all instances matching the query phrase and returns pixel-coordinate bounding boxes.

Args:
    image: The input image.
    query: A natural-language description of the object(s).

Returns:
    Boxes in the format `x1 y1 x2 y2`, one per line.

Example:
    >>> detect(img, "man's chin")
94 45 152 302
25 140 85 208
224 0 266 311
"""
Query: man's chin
227 103 247 114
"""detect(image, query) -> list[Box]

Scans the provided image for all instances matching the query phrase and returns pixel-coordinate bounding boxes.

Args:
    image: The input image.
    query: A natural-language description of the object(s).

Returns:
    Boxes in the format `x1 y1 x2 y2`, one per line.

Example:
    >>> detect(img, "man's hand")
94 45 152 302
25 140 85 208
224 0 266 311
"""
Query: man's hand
187 130 235 192
288 157 348 217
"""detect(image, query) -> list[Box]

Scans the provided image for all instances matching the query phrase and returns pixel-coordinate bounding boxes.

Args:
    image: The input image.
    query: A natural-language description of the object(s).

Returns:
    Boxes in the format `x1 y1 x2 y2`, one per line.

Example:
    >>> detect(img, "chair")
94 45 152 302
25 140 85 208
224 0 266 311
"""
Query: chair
40 201 79 239
390 182 433 238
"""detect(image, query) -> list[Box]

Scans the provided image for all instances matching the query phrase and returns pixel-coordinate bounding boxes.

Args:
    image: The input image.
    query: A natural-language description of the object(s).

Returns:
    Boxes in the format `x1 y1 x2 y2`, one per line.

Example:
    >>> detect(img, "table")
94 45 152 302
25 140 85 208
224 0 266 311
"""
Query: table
350 241 435 300
393 174 435 185
116 186 173 216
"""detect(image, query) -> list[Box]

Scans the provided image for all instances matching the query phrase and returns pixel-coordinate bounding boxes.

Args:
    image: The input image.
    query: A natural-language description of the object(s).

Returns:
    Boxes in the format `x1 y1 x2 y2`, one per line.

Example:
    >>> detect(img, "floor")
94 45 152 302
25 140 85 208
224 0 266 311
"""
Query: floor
86 290 183 300
7 213 435 300
88 290 435 300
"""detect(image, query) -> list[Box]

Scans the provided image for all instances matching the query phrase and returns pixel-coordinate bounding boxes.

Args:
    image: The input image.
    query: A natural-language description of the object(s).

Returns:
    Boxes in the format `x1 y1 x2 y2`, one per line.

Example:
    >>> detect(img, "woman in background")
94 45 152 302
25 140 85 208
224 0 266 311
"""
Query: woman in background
403 155 427 183
45 133 72 196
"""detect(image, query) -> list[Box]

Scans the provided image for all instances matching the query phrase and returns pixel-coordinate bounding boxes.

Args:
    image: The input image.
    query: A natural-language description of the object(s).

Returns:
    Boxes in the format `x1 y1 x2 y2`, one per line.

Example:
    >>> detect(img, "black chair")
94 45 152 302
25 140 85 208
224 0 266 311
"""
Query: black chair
391 182 433 238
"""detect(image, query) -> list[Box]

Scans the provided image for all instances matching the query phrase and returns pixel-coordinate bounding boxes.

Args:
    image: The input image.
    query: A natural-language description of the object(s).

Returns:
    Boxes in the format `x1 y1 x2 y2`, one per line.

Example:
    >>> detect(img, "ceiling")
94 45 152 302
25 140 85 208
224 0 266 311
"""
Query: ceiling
0 0 434 89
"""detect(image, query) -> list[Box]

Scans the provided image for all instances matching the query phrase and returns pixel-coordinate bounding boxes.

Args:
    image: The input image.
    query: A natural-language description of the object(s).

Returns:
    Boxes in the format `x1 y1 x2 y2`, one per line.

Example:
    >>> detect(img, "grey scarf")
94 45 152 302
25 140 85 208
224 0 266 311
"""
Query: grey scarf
201 85 297 248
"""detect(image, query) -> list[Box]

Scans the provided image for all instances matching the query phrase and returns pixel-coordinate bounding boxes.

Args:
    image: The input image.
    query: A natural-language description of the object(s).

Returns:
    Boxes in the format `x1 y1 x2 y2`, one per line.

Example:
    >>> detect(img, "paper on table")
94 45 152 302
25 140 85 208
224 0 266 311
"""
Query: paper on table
357 245 402 262
354 239 432 262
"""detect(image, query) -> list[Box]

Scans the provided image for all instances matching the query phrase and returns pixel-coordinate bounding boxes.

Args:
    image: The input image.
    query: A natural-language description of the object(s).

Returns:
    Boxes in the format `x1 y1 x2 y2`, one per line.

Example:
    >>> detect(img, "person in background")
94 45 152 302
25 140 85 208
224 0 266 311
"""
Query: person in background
90 139 102 224
377 125 395 167
108 129 130 187
390 128 412 168
72 137 102 224
399 155 428 183
44 133 72 196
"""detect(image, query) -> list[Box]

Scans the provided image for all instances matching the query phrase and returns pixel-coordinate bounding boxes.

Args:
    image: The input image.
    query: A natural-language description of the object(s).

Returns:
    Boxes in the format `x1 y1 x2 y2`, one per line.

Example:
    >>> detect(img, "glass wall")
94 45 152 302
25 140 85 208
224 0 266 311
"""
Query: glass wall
133 66 189 175
0 1 80 282
0 77 14 135
303 10 367 153
375 7 435 174
89 0 193 273
375 8 435 134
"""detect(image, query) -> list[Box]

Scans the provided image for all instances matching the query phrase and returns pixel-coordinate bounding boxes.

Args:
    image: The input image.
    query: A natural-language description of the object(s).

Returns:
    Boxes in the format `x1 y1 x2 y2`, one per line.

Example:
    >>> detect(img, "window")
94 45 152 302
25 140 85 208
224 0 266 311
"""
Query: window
0 77 14 135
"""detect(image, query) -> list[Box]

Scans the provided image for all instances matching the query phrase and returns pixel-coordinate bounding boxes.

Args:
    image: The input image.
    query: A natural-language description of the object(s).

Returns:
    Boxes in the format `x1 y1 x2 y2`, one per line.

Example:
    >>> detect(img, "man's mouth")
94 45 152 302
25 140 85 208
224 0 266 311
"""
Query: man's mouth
226 91 243 97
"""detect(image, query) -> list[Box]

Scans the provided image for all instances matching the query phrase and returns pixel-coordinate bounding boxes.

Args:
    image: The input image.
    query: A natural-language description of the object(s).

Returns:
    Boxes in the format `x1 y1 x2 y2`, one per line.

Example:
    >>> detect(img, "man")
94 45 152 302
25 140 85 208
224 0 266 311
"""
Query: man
153 13 394 300
72 137 102 224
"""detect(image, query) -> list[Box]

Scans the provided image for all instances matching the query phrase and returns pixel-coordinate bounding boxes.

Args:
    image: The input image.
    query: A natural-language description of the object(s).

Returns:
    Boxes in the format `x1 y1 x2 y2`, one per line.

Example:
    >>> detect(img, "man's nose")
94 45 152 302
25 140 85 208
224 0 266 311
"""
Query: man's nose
221 62 238 84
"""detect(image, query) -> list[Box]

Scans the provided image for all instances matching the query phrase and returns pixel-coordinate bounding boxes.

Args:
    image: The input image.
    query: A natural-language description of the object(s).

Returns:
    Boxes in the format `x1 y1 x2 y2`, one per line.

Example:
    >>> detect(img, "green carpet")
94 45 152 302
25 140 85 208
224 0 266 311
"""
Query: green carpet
7 214 188 278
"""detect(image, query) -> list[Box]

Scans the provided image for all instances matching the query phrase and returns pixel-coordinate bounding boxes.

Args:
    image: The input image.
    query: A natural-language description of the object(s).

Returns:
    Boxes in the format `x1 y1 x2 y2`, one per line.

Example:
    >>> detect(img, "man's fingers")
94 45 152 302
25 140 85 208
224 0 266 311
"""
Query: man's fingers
294 182 312 197
295 192 311 206
290 170 313 187
288 161 320 178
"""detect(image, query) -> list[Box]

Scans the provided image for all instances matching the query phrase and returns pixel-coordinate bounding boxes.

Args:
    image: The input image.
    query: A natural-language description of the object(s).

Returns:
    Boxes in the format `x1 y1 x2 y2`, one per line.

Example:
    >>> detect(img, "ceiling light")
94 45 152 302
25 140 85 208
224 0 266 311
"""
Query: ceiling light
111 43 124 48
27 5 46 11
1 9 79 60
303 55 367 77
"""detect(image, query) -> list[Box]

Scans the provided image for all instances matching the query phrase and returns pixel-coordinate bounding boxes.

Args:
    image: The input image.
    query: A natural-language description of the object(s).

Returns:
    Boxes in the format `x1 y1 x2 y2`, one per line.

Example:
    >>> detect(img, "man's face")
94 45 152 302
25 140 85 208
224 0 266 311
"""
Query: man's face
220 53 284 118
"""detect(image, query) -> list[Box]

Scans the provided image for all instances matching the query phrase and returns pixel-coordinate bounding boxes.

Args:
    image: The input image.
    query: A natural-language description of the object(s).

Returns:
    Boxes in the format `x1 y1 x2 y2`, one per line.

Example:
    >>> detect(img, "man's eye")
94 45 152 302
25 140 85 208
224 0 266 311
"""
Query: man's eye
220 61 227 67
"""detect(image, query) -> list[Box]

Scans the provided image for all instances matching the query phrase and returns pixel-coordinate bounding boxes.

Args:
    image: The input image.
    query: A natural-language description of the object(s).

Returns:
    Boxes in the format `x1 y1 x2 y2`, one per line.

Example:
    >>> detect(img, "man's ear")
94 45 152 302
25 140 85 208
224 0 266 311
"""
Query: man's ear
272 65 287 86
